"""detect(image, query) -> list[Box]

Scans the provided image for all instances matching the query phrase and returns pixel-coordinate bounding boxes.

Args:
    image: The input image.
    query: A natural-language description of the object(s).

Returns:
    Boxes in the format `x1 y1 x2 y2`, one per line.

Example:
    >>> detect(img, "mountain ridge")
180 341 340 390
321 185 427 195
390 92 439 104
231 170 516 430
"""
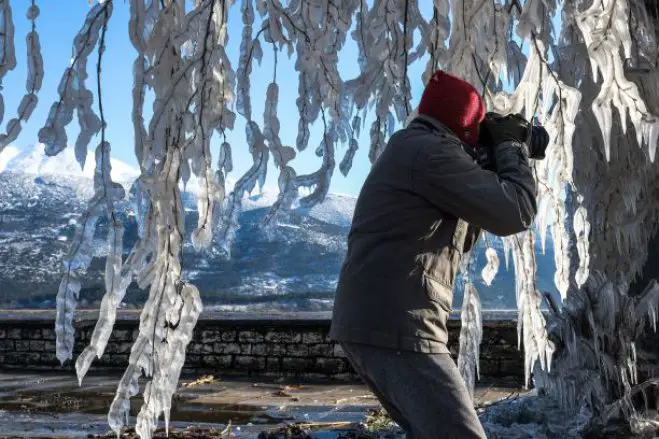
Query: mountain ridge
0 144 557 311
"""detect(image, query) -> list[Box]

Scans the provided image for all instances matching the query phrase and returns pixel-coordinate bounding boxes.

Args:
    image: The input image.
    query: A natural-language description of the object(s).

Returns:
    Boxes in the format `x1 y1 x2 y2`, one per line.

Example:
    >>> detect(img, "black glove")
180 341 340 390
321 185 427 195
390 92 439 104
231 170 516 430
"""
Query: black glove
479 112 532 148
529 125 549 159
476 113 550 170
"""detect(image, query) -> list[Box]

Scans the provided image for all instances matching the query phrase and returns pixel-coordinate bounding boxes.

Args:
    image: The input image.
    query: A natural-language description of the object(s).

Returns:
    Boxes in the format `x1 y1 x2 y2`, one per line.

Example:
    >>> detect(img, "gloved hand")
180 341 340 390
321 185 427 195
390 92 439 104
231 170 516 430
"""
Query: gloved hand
479 112 532 148
529 125 550 159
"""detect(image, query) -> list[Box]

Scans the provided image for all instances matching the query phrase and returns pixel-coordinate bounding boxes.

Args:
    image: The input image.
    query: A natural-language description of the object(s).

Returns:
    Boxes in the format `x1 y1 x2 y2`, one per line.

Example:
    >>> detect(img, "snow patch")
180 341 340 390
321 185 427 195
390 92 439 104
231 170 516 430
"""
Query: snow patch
0 145 21 172
0 143 139 183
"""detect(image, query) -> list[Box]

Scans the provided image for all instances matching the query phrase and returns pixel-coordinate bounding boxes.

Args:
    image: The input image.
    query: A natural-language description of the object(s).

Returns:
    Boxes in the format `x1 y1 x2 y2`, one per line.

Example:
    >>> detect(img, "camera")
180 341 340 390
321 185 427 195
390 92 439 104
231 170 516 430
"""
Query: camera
476 113 549 170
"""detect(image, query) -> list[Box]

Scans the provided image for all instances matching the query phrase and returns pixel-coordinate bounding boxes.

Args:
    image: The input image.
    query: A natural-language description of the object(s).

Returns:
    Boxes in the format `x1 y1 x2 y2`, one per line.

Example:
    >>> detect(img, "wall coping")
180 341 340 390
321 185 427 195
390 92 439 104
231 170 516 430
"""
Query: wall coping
0 309 519 325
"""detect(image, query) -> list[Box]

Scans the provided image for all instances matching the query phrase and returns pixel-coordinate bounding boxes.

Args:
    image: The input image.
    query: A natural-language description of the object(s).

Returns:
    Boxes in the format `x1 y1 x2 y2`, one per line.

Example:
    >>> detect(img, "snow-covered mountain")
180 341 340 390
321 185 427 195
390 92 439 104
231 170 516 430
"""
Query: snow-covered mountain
0 144 139 183
0 144 557 311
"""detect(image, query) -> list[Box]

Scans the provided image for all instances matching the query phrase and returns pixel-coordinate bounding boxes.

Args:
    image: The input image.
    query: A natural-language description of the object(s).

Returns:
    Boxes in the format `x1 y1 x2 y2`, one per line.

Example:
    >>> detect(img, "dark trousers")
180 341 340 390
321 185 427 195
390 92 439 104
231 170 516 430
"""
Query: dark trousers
342 342 487 439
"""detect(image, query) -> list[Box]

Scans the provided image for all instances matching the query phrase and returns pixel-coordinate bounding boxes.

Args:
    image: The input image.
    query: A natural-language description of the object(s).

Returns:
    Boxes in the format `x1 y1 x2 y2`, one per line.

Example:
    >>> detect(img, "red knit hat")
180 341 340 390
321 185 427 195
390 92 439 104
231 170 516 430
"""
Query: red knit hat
418 71 486 147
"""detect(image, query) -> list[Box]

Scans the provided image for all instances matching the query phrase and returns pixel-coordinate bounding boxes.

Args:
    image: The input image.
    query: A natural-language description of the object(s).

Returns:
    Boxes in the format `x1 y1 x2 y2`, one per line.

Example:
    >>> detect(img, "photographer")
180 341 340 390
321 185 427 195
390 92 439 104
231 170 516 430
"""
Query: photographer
329 70 549 439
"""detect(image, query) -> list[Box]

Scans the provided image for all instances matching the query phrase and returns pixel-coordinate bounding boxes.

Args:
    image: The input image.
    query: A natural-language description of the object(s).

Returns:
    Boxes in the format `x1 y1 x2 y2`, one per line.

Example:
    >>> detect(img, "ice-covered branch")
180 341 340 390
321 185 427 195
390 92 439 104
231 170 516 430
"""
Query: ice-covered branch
38 1 108 159
0 0 42 153
0 0 16 131
51 1 117 365
575 0 659 162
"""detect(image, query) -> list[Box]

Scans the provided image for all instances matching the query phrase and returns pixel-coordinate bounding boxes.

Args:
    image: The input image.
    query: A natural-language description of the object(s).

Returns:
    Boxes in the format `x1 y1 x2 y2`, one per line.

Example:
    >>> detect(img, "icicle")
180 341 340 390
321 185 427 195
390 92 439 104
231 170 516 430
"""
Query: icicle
0 0 16 96
458 281 483 400
216 121 268 256
0 1 42 154
573 204 591 287
261 81 298 233
38 1 110 160
235 0 255 120
457 246 483 401
481 247 500 287
75 221 130 383
134 283 203 438
574 0 659 162
52 2 116 365
509 232 554 387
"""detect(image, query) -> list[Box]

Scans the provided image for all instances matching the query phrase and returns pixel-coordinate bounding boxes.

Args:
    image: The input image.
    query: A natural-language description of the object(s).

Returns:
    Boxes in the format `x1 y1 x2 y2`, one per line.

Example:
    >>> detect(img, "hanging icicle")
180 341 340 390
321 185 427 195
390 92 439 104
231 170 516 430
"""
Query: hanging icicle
0 0 42 152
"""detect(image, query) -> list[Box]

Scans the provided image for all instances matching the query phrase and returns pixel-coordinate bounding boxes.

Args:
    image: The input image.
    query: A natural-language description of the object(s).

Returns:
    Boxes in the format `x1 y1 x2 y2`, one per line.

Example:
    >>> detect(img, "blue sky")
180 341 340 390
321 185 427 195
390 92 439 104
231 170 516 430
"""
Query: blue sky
5 2 561 196
4 1 438 196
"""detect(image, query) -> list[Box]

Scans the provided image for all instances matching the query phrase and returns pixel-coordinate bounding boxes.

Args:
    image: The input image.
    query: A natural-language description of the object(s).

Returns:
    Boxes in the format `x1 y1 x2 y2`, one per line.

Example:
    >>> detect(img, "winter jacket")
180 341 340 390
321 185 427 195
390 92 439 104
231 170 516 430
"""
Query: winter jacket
329 114 537 353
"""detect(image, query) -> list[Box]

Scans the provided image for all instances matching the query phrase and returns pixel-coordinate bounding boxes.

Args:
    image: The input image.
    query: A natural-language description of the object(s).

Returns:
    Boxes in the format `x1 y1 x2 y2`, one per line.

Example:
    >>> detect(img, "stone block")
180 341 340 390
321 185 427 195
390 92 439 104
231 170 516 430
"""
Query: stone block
302 332 324 344
44 341 57 353
251 343 267 356
286 344 309 357
221 330 237 342
308 344 333 357
116 342 133 354
107 355 129 367
42 354 60 366
203 354 233 368
239 344 252 355
266 357 281 371
313 358 348 375
0 328 5 339
29 340 46 352
0 339 13 352
333 344 346 358
26 352 41 365
189 343 213 355
499 359 524 379
2 352 21 364
238 330 264 343
479 359 499 377
216 342 241 355
15 340 30 352
7 328 21 339
279 331 302 344
234 355 266 370
266 344 287 356
264 331 282 343
185 355 201 365
188 343 204 355
74 340 87 353
113 329 132 341
41 328 56 340
201 330 221 344
23 328 40 339
281 357 313 372
104 343 117 354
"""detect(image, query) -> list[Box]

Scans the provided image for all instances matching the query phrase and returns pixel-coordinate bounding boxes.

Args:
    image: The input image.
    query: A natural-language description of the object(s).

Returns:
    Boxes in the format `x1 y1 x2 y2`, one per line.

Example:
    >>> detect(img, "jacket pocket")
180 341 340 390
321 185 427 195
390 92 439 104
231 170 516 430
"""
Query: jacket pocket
422 272 453 313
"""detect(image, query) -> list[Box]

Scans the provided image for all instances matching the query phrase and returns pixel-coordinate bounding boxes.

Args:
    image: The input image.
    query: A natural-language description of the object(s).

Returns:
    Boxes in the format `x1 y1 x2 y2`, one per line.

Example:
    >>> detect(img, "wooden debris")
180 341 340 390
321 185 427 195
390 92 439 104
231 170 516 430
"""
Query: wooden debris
181 375 217 388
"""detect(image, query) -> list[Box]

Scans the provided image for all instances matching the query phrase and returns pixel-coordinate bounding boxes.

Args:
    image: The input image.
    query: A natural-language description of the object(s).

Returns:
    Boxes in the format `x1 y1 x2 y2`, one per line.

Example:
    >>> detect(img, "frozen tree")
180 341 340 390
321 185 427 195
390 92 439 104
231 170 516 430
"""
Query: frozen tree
0 0 658 437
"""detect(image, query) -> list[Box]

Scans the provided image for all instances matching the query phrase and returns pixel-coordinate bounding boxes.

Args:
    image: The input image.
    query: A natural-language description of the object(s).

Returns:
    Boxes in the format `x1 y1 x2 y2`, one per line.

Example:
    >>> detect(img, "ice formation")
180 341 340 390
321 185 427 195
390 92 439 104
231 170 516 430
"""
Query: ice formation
0 0 42 154
0 0 653 437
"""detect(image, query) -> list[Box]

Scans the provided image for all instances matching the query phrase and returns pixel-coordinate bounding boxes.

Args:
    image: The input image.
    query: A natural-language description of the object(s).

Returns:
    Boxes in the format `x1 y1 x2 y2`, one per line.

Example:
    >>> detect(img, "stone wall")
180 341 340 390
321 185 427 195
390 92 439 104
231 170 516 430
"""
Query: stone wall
0 310 523 383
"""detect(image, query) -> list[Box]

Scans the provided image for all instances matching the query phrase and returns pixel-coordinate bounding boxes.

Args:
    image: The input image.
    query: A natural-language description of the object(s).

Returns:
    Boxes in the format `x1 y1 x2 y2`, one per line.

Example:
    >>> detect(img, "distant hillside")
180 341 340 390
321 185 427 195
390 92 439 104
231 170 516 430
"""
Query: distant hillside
0 144 558 311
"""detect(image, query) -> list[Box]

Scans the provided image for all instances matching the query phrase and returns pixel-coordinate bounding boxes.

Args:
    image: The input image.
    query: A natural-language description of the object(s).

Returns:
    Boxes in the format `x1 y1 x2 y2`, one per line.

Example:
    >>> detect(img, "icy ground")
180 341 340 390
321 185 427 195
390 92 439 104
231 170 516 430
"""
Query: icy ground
0 370 525 439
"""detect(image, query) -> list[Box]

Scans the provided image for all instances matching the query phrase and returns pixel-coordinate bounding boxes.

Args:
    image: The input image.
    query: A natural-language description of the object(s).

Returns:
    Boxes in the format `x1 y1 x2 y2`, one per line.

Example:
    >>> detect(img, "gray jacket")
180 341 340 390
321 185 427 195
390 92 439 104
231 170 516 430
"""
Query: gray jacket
329 115 537 353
